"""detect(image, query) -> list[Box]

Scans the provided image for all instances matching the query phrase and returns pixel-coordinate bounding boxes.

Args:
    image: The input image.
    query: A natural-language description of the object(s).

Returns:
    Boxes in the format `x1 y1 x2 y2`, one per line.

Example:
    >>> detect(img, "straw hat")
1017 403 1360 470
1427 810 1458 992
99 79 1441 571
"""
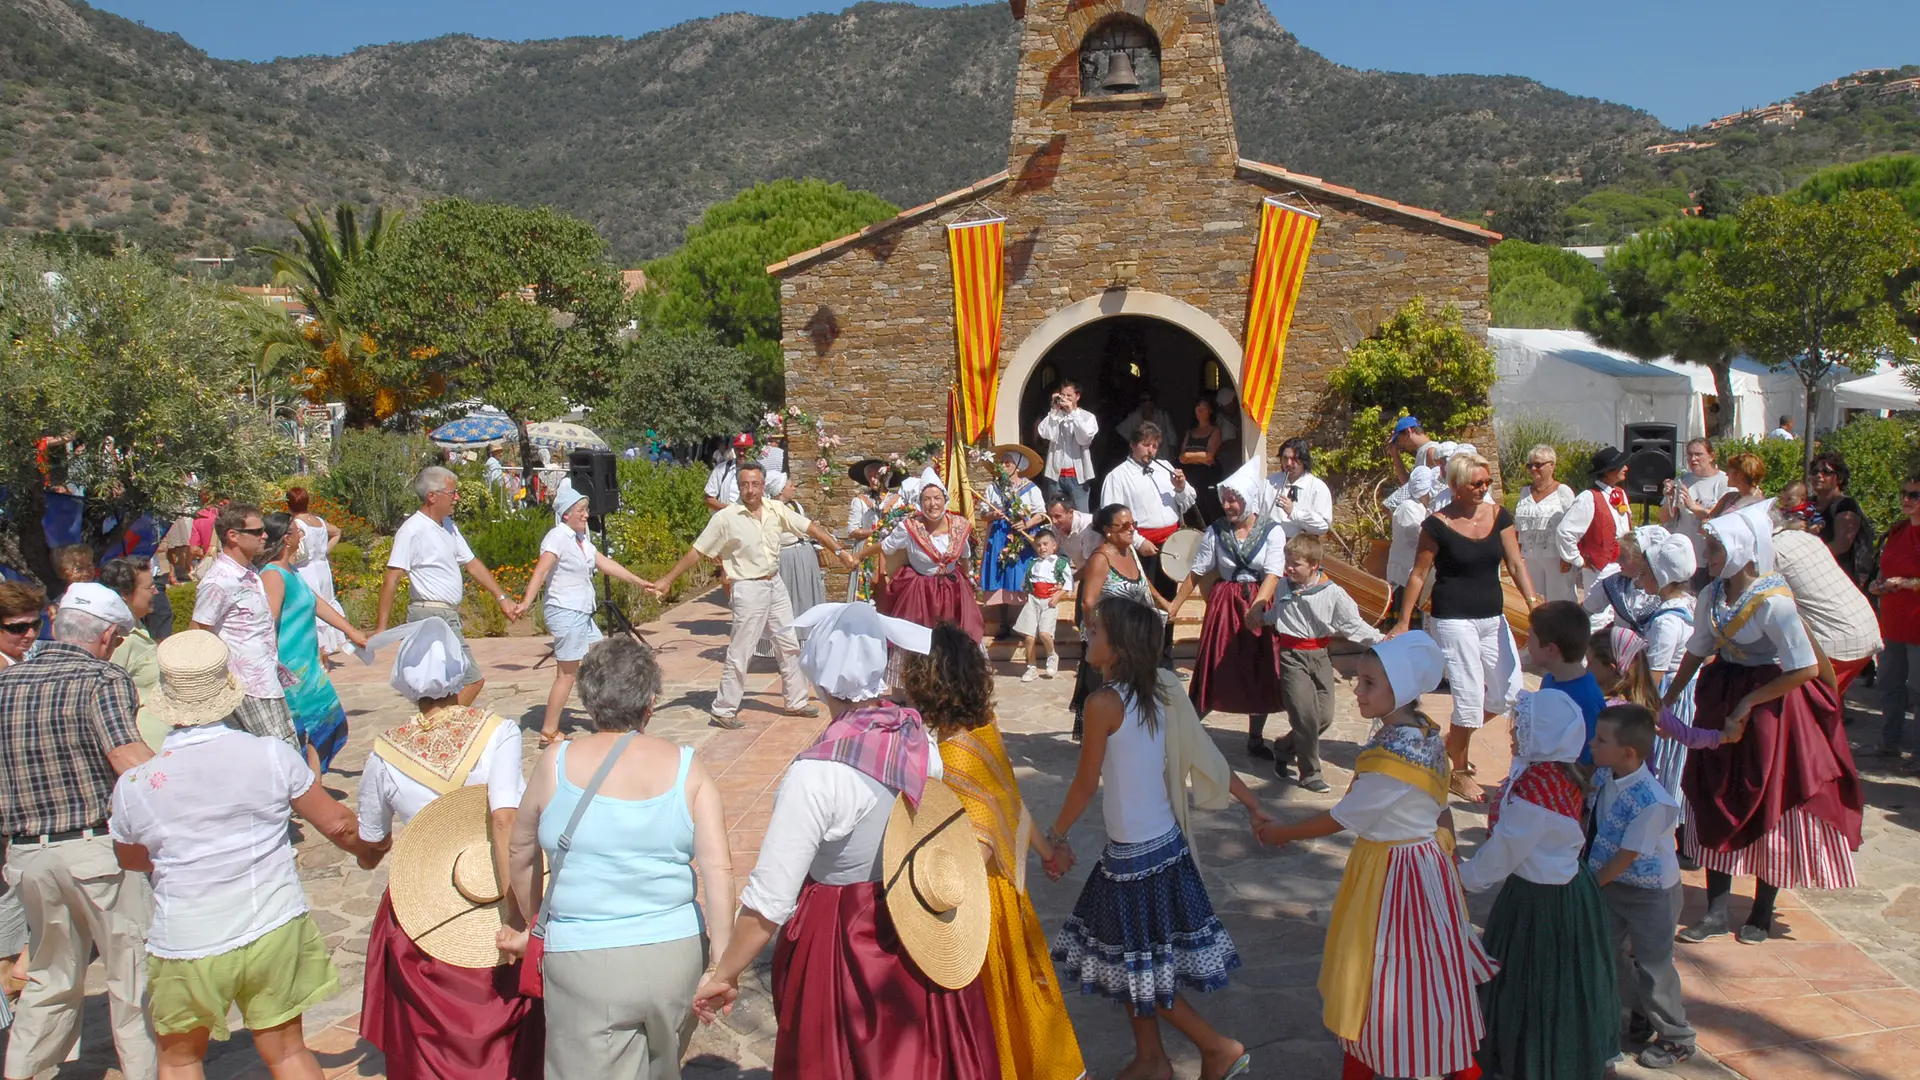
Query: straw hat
991 443 1043 480
389 785 515 968
155 630 247 728
881 779 990 989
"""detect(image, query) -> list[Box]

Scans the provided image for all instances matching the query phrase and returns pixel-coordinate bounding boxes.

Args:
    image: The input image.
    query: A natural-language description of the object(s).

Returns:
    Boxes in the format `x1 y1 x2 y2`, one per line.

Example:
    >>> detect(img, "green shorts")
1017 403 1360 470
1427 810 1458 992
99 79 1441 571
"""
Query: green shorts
147 914 339 1040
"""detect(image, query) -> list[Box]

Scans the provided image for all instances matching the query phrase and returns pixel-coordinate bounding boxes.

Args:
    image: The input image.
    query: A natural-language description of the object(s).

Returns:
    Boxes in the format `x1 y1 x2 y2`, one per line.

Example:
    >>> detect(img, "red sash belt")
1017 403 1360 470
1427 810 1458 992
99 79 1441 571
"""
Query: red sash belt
1138 524 1180 545
1276 634 1330 650
1031 582 1062 599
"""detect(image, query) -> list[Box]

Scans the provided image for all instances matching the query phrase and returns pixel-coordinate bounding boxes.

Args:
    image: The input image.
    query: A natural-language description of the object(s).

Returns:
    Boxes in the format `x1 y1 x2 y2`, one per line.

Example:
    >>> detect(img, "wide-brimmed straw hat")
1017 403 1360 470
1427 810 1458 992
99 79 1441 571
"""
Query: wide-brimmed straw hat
389 785 516 968
991 443 1043 479
847 458 893 487
881 779 990 989
155 630 247 728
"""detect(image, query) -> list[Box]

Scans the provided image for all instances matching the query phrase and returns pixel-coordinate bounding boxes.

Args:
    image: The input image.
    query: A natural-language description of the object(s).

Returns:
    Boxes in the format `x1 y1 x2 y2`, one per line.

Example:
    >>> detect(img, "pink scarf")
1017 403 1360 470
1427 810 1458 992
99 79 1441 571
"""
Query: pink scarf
793 701 931 807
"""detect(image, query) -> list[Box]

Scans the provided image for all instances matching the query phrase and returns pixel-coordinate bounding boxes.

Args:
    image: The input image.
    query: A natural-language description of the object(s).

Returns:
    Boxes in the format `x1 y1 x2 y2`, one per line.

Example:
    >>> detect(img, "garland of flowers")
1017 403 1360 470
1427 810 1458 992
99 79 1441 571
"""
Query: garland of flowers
757 406 842 496
966 446 1039 568
886 439 944 477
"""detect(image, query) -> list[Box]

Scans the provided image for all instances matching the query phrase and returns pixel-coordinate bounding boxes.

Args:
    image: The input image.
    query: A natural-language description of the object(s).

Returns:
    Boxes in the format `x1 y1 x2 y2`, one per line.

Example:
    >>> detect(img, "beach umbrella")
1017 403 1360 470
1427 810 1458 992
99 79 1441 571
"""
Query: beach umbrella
526 420 609 452
430 414 516 447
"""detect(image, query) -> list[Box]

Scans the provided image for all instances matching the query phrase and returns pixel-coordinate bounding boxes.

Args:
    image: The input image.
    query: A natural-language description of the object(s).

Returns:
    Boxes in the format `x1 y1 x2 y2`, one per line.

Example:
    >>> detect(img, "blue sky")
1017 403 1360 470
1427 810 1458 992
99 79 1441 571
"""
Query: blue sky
90 0 1917 128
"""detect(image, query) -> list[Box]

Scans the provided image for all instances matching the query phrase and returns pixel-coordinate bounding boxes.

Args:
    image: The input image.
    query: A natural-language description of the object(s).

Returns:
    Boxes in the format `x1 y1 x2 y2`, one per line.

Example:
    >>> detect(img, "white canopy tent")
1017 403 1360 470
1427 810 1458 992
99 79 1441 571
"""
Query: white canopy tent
1832 367 1920 413
1641 357 1767 439
1491 329 1699 446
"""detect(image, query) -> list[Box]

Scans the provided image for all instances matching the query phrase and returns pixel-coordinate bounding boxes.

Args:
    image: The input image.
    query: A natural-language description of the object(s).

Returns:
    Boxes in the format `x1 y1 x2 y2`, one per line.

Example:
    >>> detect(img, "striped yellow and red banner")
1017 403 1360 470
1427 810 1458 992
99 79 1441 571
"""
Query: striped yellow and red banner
1240 198 1320 434
947 218 1007 442
942 385 975 518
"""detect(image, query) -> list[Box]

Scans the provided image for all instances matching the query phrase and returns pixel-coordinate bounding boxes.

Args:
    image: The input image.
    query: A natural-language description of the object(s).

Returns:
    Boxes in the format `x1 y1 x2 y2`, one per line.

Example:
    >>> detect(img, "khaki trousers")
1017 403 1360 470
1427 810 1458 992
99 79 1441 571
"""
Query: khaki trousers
715 577 810 718
3 835 156 1080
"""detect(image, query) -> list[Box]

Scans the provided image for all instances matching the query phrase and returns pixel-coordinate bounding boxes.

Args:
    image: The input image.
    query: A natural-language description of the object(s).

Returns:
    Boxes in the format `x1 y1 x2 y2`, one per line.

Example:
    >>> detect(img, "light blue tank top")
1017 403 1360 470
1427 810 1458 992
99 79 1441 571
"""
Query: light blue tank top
538 742 701 952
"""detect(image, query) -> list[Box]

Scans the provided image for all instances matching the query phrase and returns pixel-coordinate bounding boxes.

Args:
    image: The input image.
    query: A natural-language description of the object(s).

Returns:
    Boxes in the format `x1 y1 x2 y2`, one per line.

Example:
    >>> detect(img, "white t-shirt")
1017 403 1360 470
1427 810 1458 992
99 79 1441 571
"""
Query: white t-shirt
387 512 476 605
704 461 740 506
358 719 526 841
539 524 599 614
109 725 314 959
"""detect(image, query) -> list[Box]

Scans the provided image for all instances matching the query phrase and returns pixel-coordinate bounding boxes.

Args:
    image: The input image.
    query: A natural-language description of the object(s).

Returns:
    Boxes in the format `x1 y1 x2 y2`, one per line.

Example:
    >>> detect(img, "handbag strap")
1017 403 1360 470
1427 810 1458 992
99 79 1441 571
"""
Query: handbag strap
533 731 637 937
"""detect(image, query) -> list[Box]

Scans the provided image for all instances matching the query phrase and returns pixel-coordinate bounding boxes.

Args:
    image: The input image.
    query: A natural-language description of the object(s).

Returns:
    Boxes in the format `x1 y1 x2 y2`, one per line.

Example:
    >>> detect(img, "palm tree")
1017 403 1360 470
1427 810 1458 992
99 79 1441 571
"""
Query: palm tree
248 202 403 310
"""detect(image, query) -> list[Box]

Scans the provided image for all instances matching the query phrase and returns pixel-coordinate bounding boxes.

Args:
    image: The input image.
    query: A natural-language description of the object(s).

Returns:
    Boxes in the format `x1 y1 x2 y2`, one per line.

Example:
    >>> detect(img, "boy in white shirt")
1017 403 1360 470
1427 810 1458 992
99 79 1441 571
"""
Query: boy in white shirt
1015 529 1072 682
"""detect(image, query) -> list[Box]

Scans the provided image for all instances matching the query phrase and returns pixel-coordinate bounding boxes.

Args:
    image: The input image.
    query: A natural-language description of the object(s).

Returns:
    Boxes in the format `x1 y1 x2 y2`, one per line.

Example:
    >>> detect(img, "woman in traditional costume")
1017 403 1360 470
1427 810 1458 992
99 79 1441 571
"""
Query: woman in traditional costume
691 602 999 1079
1256 632 1493 1080
979 445 1049 640
1662 506 1862 944
1459 689 1616 1080
900 623 1087 1080
1169 457 1285 761
260 513 367 773
357 618 542 1080
844 459 901 602
859 467 985 642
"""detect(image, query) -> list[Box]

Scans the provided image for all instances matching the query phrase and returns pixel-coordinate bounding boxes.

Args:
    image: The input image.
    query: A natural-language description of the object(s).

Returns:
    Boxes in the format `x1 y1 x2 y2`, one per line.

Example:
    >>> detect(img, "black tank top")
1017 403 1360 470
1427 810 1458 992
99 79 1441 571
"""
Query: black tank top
1423 507 1514 620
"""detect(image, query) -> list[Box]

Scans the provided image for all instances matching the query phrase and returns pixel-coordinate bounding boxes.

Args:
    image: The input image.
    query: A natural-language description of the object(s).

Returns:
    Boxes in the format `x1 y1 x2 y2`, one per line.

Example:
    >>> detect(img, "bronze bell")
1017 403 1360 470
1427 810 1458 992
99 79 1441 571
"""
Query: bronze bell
1102 50 1139 92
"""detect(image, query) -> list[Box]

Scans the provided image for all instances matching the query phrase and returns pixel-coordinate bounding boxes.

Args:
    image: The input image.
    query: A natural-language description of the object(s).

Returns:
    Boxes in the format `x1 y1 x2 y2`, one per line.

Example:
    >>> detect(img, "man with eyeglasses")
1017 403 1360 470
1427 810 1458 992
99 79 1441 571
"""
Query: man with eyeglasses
376 467 523 708
0 582 156 1079
190 503 300 746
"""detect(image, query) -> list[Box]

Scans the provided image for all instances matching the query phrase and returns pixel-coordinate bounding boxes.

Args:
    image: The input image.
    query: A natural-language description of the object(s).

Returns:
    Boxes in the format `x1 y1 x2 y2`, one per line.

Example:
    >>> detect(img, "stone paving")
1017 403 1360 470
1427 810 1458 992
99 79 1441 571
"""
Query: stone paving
15 589 1920 1080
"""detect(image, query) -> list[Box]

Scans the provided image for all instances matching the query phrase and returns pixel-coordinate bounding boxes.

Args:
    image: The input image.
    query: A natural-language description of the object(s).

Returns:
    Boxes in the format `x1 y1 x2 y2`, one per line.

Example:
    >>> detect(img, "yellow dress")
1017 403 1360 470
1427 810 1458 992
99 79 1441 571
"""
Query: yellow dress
940 722 1087 1080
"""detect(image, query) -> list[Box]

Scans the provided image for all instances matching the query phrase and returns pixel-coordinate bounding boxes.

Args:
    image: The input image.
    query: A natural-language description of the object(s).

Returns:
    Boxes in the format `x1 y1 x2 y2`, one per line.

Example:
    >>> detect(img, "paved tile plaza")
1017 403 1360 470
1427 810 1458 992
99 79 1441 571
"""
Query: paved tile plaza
14 591 1920 1080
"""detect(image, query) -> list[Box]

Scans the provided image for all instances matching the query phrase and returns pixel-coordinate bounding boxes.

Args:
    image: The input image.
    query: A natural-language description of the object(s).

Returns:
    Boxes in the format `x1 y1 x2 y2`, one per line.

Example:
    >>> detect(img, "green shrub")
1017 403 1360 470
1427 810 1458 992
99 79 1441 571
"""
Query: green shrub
461 508 551 571
615 458 713 547
1814 417 1920 535
330 541 366 575
1712 436 1804 498
317 429 435 533
168 582 196 635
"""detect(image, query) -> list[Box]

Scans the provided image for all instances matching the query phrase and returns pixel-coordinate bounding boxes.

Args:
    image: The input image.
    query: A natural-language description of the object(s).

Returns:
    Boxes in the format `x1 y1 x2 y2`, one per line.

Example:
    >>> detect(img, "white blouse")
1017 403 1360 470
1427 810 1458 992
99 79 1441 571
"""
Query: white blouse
539 524 599 613
1190 525 1280 583
1266 472 1334 538
846 491 898 539
882 519 972 575
1643 597 1694 674
1330 773 1445 842
1512 484 1575 558
1686 587 1817 669
358 720 528 841
1458 797 1585 890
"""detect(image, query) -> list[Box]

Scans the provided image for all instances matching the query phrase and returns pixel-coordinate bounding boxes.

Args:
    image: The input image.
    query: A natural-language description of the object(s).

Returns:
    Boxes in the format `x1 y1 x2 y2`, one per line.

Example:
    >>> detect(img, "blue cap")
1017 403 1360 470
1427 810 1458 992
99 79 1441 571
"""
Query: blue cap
1392 415 1422 437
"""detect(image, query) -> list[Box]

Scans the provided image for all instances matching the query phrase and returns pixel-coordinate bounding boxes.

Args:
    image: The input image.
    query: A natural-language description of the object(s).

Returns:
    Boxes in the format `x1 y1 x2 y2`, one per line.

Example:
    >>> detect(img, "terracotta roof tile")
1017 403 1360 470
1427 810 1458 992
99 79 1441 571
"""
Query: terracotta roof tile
1237 159 1501 242
767 172 1012 276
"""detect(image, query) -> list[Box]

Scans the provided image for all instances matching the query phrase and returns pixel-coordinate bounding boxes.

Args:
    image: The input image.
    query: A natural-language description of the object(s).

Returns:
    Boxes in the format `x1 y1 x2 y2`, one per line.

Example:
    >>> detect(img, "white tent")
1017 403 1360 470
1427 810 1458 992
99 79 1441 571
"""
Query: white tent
1833 367 1920 413
1491 329 1698 446
1641 357 1767 439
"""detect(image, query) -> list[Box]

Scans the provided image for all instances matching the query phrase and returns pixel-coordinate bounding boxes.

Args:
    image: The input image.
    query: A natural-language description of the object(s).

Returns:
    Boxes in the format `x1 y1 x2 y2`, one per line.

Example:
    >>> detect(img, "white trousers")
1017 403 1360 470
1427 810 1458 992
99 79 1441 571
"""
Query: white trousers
1430 615 1523 729
1523 549 1576 604
715 577 811 718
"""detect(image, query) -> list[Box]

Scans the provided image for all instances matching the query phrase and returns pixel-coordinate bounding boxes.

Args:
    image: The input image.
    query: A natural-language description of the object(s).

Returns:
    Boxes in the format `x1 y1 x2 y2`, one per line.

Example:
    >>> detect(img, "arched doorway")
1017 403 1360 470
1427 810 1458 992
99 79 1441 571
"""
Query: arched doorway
995 291 1259 504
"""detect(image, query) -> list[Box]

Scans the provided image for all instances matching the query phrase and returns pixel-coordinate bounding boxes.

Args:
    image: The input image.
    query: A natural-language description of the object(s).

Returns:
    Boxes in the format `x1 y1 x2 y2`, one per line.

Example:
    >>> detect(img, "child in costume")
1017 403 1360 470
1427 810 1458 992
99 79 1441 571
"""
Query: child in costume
1016 528 1072 683
1458 688 1618 1080
1255 631 1494 1080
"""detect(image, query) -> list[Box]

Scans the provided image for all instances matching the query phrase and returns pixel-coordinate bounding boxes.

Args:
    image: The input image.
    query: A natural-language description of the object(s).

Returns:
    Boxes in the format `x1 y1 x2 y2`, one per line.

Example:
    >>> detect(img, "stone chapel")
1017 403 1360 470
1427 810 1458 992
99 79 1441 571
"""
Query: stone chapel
771 0 1501 492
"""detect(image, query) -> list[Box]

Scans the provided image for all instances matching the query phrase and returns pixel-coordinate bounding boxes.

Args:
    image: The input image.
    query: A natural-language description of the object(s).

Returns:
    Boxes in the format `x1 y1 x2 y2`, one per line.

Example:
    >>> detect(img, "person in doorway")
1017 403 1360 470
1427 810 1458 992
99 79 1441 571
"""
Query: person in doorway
1555 446 1633 631
1116 389 1177 460
376 467 524 708
1179 398 1227 522
1767 415 1796 441
191 503 301 746
650 461 856 728
1663 438 1727 569
1514 444 1577 604
1037 382 1098 511
1267 437 1333 541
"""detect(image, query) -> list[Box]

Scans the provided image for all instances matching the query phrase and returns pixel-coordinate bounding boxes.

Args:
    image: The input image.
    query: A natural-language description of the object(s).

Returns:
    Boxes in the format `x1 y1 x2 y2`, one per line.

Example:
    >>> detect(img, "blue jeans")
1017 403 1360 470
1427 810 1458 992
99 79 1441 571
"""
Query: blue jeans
1881 641 1920 752
1051 474 1090 512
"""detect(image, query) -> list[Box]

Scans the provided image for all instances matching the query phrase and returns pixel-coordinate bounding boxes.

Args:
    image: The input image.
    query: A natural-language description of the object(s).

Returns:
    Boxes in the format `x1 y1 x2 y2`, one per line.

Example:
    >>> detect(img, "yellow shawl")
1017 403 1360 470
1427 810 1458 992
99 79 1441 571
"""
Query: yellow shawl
939 721 1034 894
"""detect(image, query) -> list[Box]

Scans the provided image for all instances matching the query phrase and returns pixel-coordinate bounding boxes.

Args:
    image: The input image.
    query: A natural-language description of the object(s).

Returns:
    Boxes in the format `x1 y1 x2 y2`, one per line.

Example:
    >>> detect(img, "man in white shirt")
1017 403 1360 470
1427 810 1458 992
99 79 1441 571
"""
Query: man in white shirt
1767 415 1797 441
1267 437 1333 539
375 466 523 707
1114 389 1176 461
1556 447 1634 631
1035 381 1098 511
190 505 298 745
1099 423 1195 599
1663 437 1727 569
482 446 506 493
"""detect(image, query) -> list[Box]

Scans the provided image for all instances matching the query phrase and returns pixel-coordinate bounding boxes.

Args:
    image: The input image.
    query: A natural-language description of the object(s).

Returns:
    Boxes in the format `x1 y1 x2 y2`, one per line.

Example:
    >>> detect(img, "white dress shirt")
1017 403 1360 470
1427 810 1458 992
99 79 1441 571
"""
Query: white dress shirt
1036 408 1098 480
358 719 527 841
539 524 600 614
1267 471 1333 538
387 511 476 605
1100 458 1196 530
1555 484 1631 569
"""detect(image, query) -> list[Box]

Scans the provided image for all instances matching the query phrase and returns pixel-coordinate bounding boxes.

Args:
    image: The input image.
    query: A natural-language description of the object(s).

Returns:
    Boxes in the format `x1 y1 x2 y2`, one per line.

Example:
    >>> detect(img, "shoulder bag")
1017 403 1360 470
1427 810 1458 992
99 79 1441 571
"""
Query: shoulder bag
518 730 636 998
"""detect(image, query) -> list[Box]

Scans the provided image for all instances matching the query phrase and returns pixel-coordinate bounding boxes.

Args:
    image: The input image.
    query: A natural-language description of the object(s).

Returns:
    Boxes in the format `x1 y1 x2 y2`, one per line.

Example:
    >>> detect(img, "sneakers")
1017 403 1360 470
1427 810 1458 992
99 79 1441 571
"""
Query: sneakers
1636 1040 1696 1070
1022 666 1040 683
785 704 821 718
1044 655 1059 679
709 714 746 730
1676 913 1729 943
1299 774 1331 794
1735 923 1770 945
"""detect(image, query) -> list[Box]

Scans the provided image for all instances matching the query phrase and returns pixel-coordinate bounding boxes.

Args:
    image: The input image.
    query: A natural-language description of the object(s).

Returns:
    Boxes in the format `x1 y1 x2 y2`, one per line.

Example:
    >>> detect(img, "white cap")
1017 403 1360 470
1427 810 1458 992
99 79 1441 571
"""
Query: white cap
58 582 134 630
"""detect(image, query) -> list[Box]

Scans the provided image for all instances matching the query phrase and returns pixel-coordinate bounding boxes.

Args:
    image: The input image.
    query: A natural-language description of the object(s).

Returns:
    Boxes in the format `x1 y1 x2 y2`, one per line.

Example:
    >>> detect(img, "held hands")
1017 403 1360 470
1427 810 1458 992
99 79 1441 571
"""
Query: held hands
1242 599 1269 633
345 626 370 650
691 973 739 1024
494 925 529 958
1723 698 1754 744
836 550 860 571
644 579 671 598
1041 844 1075 881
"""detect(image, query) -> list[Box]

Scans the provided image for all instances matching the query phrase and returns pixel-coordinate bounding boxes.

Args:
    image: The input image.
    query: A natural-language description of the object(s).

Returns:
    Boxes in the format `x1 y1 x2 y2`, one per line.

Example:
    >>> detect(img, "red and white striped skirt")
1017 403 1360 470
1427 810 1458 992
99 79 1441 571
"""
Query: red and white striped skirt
1337 838 1497 1078
1685 806 1857 890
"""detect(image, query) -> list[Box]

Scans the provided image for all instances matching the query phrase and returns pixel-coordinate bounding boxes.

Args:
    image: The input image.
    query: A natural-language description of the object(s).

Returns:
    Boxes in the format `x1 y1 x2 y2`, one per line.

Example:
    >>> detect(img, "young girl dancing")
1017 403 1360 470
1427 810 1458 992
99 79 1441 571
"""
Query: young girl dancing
1049 597 1263 1080
1255 631 1495 1080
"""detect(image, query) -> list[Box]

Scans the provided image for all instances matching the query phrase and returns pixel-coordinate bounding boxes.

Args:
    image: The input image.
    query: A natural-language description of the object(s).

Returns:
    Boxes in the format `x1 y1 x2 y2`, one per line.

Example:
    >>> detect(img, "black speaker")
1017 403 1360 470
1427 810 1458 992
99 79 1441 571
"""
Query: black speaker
568 449 620 516
1622 422 1678 504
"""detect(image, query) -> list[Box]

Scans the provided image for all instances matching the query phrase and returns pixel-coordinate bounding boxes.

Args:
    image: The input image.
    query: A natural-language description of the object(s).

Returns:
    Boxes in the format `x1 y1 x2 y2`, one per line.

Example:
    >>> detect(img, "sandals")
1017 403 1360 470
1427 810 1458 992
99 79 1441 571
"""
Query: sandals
1207 1052 1252 1080
1449 772 1486 803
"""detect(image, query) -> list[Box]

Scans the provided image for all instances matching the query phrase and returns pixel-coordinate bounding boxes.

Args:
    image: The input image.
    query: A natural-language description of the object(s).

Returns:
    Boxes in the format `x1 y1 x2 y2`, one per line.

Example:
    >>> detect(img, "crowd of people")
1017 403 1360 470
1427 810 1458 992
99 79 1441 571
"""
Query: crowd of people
0 396 1901 1080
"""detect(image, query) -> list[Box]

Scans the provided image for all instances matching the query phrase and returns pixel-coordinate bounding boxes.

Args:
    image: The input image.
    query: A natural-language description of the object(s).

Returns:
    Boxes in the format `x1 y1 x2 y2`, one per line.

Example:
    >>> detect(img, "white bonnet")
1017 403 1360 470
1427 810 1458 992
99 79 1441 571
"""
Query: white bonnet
785 602 932 702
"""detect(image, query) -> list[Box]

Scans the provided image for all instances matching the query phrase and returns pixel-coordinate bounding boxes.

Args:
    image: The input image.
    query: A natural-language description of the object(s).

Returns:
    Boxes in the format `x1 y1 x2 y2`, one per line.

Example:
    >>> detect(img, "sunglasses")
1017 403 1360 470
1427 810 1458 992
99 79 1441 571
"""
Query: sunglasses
1526 461 1553 470
1809 467 1836 476
1904 490 1920 501
235 526 267 536
0 620 37 635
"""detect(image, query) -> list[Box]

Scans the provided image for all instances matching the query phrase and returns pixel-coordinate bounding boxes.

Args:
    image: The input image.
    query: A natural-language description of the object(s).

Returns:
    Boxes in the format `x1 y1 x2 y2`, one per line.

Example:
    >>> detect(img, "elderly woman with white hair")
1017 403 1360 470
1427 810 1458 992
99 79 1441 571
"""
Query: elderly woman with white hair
518 486 656 746
1512 444 1576 603
855 467 985 642
1660 507 1863 945
690 602 999 1078
1390 449 1541 802
357 618 542 1080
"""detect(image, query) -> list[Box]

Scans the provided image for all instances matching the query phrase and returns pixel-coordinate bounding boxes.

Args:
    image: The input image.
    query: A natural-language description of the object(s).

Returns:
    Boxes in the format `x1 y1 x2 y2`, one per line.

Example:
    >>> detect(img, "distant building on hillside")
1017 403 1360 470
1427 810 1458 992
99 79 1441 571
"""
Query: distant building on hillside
1877 77 1920 99
1703 101 1803 130
1644 140 1718 155
232 285 309 319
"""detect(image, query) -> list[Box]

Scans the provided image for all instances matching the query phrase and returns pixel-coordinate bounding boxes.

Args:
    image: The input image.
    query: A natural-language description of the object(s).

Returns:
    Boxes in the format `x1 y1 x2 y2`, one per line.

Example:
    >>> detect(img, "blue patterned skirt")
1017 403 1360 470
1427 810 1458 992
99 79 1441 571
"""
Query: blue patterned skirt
1051 826 1240 1017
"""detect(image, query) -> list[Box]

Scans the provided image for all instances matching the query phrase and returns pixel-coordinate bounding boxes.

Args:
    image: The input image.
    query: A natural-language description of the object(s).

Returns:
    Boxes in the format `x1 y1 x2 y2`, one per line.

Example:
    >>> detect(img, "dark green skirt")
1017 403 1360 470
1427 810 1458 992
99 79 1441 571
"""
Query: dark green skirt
1476 868 1618 1079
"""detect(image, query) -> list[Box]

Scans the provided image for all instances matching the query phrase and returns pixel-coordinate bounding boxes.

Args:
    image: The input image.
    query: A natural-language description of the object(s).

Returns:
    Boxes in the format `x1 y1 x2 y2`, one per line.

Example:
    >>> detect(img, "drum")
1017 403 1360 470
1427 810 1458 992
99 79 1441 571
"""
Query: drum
1158 528 1206 581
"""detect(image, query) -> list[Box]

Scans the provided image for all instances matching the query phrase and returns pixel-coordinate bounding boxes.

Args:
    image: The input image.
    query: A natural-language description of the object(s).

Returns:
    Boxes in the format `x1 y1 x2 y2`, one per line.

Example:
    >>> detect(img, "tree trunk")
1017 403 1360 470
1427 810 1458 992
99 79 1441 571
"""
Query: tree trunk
1708 355 1736 439
1803 381 1821 472
8 487 55 587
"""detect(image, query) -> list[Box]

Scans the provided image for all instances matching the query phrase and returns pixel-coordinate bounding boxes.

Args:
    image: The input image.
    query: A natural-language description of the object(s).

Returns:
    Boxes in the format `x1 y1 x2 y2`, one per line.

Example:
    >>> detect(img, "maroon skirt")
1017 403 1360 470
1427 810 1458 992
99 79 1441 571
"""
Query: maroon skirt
1188 579 1285 715
1682 661 1863 855
881 566 985 642
361 895 544 1080
771 879 1000 1080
